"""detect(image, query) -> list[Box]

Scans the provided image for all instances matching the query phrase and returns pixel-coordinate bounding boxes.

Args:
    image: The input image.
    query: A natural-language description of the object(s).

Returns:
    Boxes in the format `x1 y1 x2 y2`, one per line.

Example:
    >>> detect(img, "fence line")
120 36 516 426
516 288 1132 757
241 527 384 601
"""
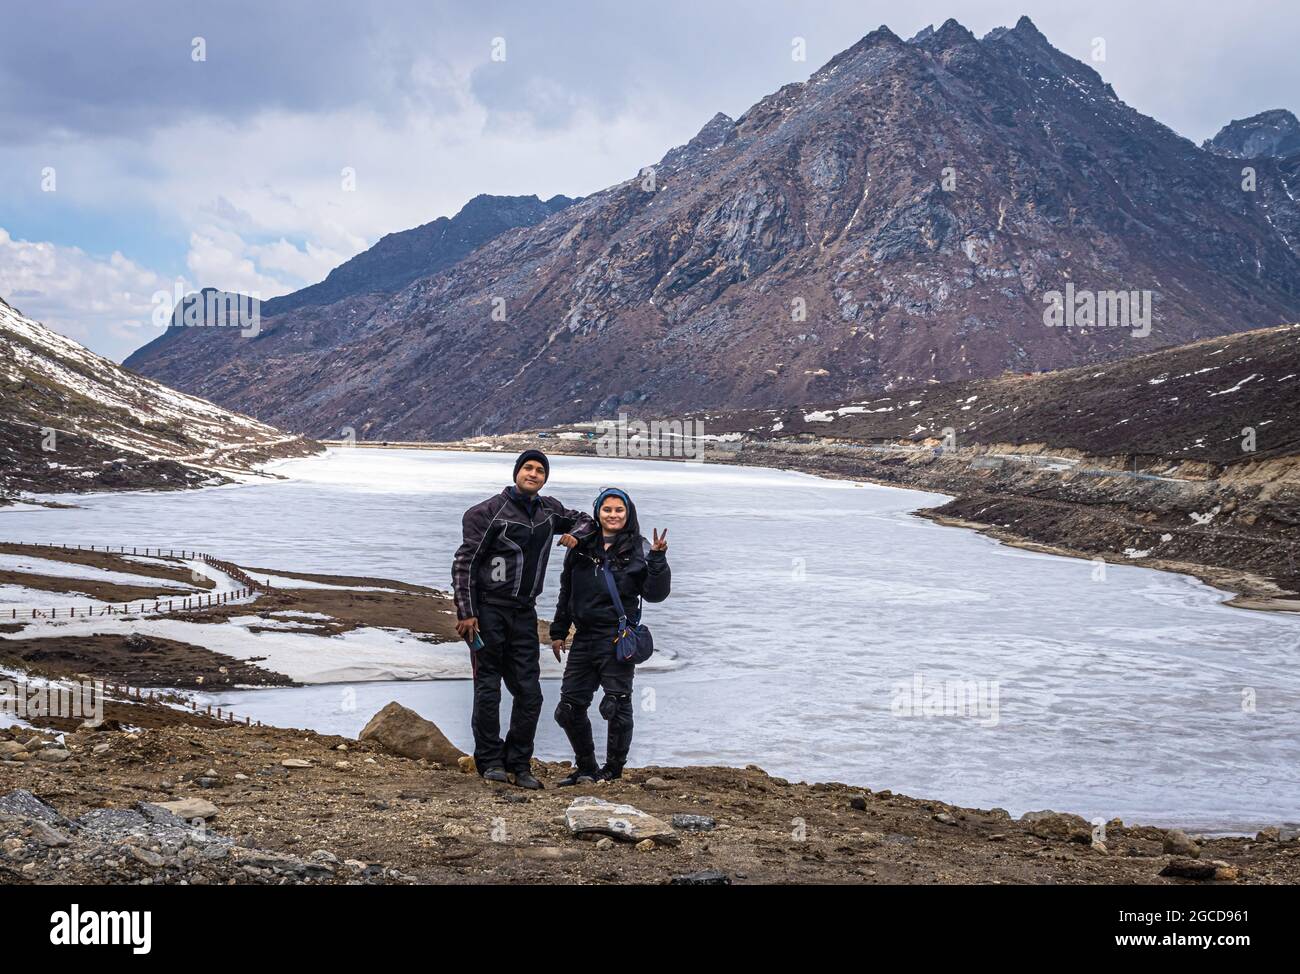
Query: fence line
2 541 272 621
0 540 272 728
98 680 265 728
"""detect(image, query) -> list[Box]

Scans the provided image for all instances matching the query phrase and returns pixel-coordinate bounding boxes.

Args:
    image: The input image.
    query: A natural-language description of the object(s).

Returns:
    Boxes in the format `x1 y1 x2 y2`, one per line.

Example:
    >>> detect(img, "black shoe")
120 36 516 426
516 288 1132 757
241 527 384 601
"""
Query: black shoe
599 764 624 782
510 770 544 790
557 764 601 787
482 766 509 783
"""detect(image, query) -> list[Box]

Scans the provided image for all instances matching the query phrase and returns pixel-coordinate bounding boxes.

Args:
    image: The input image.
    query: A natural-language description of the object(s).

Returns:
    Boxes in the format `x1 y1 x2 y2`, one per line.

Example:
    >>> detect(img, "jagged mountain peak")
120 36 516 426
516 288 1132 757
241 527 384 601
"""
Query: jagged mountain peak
930 18 978 48
1205 109 1300 159
657 111 737 174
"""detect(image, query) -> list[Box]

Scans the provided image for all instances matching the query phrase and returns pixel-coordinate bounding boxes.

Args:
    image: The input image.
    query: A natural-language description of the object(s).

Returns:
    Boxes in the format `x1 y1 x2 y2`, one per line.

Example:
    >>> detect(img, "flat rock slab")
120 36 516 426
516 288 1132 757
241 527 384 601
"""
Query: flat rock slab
155 797 219 821
565 797 678 845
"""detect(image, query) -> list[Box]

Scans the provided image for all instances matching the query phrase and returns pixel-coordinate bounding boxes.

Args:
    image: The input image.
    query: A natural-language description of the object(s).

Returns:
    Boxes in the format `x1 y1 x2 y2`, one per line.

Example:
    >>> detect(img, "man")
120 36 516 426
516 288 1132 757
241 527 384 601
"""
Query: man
452 449 596 788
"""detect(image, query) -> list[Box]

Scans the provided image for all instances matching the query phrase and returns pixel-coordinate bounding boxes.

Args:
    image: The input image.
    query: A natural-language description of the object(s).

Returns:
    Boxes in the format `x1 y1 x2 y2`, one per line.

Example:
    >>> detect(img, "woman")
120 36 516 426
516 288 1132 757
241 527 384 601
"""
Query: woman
550 486 670 784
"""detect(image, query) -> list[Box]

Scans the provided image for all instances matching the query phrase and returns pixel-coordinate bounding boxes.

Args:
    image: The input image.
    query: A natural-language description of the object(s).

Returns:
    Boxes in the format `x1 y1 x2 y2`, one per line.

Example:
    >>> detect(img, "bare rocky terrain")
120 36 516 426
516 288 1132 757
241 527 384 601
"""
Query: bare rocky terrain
4 714 1297 886
0 296 318 503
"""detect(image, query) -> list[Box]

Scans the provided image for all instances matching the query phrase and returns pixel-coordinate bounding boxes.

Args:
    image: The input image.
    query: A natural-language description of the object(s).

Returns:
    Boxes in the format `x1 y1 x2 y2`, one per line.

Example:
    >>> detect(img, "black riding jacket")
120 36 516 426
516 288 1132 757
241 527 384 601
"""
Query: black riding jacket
549 501 671 641
452 486 595 619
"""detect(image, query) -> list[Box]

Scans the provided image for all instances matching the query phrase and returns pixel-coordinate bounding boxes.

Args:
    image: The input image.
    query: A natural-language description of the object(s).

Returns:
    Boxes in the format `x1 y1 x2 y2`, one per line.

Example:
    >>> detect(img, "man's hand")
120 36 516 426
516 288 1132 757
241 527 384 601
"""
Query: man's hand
456 617 479 642
557 533 578 549
551 639 567 662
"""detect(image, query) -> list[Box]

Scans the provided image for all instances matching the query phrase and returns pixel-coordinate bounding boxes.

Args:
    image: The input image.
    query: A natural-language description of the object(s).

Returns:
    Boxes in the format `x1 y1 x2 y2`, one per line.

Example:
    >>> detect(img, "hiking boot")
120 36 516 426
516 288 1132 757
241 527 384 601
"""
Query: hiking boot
510 769 544 790
482 766 509 784
557 762 602 787
598 763 624 782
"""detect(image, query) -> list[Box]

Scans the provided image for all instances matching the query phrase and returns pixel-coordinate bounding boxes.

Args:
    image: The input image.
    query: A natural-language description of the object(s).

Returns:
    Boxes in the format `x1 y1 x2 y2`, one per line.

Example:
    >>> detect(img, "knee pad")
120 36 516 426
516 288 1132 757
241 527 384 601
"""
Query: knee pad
599 692 633 727
554 700 582 729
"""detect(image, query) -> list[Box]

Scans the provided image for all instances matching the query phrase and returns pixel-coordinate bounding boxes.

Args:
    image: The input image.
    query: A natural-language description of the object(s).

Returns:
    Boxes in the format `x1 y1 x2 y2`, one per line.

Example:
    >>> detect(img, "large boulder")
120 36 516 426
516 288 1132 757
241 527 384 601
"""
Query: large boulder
358 702 465 765
1020 809 1090 840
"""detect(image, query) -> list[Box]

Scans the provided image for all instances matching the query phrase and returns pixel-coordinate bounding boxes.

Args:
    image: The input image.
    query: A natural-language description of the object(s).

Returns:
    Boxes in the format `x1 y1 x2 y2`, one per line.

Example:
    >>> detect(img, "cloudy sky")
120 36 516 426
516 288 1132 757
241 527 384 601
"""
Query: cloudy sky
1 0 1296 361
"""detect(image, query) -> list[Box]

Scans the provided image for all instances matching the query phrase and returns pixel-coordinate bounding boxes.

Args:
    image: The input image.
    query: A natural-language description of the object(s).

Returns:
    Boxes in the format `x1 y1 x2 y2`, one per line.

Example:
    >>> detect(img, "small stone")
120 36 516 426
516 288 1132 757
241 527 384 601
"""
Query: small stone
635 839 655 852
30 822 72 847
127 846 166 868
671 814 716 832
1162 829 1200 857
933 812 957 826
457 755 476 774
1159 858 1219 880
670 869 731 885
848 795 868 811
281 758 311 768
93 743 111 754
334 761 351 769
595 837 614 851
642 776 671 791
1213 862 1240 882
35 748 72 763
156 797 218 821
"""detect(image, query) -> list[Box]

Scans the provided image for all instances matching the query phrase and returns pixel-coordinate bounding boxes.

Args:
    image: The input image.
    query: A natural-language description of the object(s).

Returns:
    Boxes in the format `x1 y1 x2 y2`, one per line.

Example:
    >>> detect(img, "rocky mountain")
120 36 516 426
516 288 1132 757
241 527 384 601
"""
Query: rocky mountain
1205 109 1300 160
252 193 578 318
0 296 316 497
127 193 577 356
125 16 1300 441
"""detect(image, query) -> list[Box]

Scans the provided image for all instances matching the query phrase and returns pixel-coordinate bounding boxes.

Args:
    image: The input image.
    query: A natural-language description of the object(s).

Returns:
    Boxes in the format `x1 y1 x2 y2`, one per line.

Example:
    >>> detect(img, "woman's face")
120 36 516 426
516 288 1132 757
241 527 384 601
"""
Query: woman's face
599 497 627 533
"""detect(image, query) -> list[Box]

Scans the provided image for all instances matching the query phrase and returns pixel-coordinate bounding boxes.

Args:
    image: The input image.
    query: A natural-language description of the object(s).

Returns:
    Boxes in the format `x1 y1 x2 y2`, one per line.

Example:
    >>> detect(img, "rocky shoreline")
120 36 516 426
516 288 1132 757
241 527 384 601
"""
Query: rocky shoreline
4 712 1297 886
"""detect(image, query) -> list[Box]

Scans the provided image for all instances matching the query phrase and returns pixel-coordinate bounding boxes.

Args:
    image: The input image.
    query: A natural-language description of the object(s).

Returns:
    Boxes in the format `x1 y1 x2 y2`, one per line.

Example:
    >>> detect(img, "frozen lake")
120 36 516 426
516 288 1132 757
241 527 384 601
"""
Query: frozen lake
4 447 1297 831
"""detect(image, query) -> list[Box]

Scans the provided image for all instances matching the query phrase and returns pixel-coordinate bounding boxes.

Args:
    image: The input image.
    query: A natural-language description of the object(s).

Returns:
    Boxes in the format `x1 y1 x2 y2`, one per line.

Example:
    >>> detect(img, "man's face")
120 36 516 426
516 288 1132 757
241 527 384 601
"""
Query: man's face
515 460 547 494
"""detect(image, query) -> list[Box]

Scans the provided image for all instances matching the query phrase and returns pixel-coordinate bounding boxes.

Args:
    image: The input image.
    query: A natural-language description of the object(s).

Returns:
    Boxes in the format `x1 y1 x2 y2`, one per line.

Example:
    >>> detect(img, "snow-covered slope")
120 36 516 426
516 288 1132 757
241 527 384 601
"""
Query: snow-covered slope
1 296 318 496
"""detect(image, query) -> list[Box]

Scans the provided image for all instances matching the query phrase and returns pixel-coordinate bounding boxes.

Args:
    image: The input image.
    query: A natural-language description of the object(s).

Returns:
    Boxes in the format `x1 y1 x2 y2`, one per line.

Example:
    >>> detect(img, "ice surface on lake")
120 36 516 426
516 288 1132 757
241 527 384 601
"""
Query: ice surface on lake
4 448 1298 830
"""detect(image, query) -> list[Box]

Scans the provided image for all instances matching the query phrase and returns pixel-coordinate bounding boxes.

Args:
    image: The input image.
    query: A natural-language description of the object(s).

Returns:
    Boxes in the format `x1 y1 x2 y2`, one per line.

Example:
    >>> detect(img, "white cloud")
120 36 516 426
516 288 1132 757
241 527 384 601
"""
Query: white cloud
0 227 174 361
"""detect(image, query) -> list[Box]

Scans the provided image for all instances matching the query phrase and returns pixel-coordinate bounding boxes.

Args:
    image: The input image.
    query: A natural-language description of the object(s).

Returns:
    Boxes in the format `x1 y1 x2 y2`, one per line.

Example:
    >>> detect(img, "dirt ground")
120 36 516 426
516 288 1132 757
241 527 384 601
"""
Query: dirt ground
2 717 1297 885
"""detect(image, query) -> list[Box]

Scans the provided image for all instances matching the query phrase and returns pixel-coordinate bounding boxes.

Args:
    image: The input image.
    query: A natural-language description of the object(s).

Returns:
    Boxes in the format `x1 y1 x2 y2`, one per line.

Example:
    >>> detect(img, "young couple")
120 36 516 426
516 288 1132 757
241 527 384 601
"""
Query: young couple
451 449 671 789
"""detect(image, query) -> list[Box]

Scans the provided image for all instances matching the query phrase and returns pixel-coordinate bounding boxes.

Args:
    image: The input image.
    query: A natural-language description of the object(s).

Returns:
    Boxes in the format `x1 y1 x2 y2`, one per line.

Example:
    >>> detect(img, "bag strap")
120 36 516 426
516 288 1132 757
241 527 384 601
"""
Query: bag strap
599 556 641 628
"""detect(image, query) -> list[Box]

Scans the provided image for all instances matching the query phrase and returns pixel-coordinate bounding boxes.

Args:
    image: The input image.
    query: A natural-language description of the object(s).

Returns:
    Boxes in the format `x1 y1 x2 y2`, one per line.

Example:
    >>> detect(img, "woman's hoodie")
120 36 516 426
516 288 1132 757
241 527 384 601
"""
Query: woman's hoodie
549 492 670 641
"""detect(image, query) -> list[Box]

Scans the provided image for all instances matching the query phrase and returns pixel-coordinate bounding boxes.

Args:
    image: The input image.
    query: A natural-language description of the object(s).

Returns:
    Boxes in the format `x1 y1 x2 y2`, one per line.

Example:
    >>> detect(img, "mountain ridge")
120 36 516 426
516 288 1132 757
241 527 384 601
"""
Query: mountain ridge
125 16 1300 441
